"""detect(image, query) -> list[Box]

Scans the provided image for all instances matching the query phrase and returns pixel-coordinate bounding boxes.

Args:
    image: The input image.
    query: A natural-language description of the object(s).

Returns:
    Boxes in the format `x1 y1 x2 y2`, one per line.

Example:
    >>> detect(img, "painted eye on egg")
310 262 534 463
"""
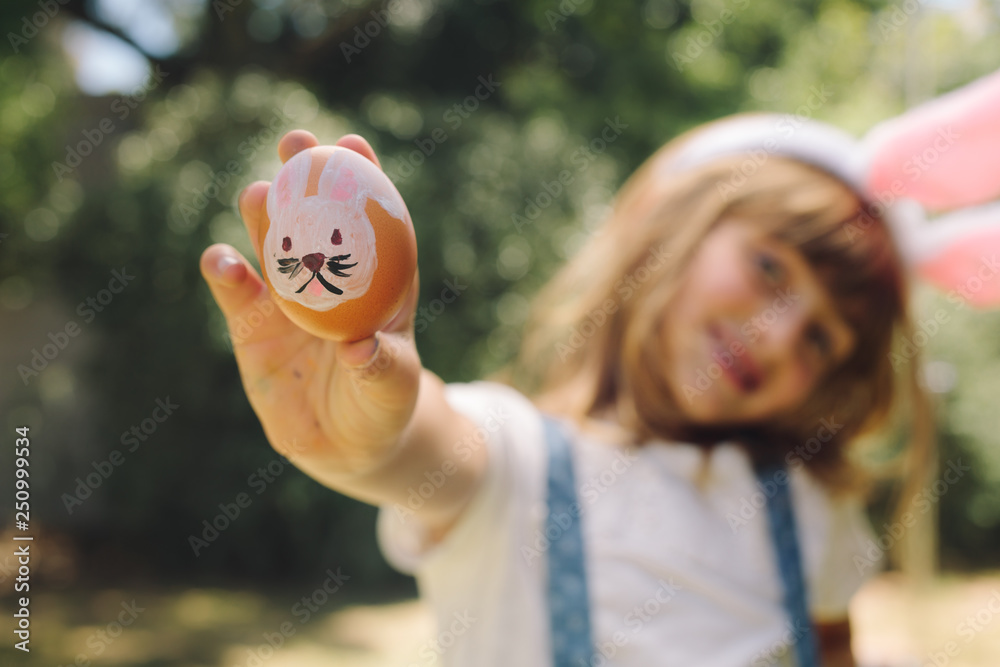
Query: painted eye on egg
282 236 292 252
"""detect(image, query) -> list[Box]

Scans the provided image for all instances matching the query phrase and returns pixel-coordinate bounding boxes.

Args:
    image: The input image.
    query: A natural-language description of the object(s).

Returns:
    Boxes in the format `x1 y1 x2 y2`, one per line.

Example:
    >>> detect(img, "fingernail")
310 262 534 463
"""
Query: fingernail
216 255 241 286
344 333 381 370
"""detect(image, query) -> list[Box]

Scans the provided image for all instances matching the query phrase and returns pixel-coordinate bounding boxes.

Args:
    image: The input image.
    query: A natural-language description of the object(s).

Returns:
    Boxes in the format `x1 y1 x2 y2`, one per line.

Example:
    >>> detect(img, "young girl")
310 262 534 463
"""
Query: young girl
200 69 1000 666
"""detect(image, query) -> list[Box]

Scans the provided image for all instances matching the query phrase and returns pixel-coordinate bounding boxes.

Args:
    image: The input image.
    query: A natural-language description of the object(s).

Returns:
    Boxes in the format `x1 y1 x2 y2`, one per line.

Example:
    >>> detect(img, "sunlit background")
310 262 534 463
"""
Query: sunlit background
1 0 1000 664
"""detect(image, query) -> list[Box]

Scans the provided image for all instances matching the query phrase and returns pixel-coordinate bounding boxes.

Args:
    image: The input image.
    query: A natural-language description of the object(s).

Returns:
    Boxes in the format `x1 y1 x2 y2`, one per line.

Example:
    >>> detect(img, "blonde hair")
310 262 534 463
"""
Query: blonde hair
490 115 937 539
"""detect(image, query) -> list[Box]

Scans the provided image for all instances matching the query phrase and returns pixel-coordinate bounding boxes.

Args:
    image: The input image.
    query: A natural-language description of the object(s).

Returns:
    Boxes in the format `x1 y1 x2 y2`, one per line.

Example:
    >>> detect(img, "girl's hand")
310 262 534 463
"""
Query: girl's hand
200 130 424 481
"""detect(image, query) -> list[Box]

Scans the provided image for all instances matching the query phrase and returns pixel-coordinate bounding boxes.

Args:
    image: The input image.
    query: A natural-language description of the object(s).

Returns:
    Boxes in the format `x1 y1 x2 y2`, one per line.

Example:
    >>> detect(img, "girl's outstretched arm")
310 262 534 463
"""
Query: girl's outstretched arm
200 130 489 543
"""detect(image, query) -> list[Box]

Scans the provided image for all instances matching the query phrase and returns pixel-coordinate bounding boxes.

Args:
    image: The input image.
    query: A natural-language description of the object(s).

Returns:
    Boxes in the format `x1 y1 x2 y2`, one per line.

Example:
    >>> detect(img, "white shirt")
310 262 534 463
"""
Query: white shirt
376 380 883 666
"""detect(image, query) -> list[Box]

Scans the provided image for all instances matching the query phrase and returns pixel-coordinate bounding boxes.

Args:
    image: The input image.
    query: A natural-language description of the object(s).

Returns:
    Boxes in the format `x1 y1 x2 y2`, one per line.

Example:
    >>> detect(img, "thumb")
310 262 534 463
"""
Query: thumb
339 329 421 399
339 332 382 369
200 243 289 347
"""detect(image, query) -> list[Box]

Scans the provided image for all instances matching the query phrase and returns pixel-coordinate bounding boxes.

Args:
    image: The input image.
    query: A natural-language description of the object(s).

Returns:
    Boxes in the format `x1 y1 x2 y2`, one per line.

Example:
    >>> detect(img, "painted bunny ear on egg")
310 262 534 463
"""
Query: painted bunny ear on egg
317 150 360 203
315 148 409 222
267 148 312 216
860 67 1000 307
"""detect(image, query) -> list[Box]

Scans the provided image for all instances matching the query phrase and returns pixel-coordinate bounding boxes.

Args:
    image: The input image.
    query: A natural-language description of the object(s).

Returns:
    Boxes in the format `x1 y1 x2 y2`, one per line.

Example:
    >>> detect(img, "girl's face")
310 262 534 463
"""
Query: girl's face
661 217 856 426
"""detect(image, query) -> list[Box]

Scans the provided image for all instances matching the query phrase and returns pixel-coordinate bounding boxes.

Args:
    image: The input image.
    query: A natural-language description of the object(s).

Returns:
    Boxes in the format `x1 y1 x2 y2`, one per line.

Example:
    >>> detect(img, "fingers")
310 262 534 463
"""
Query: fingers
278 130 319 163
383 270 421 335
338 274 419 369
278 130 380 167
338 270 420 389
335 133 383 170
238 180 270 261
200 243 290 346
338 262 420 369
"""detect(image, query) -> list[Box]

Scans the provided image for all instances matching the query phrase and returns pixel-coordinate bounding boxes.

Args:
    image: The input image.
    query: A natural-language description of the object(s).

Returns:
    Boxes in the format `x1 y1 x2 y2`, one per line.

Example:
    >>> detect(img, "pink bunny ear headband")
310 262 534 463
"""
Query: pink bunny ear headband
657 67 1000 308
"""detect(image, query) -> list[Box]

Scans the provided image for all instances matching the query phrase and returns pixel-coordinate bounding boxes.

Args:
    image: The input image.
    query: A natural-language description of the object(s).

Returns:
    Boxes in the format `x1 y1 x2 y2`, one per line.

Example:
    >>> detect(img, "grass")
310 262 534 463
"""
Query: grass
3 572 1000 666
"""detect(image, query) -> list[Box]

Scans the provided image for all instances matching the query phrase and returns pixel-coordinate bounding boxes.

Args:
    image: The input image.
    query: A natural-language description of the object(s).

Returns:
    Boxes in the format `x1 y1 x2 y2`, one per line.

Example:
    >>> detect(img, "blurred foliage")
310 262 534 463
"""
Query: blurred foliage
0 0 998 594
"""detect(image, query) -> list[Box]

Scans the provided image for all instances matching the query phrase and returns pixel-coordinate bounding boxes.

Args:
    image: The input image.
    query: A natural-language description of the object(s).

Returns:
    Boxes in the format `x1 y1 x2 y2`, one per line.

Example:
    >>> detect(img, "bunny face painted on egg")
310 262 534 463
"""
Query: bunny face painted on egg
260 145 417 342
265 149 389 309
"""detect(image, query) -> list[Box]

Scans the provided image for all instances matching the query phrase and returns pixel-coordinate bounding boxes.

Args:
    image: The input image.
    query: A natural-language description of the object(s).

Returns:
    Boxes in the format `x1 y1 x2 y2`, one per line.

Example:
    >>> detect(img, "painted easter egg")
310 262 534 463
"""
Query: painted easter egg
259 145 417 342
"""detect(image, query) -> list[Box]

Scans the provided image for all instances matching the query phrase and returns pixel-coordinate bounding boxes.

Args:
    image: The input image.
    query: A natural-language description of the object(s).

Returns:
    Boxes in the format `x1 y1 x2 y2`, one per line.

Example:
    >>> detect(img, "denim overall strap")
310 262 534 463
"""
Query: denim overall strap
753 460 820 667
541 413 596 667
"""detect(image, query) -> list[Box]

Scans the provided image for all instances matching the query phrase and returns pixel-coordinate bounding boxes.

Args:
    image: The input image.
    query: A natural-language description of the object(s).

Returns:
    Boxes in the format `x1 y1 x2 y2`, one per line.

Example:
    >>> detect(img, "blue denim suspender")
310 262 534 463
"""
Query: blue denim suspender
540 413 820 667
752 460 821 667
542 414 596 667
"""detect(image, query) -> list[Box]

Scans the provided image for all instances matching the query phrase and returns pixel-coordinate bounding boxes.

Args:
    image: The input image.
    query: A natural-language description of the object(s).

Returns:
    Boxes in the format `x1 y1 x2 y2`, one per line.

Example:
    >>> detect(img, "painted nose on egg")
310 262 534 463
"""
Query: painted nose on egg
302 253 326 272
291 254 358 295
